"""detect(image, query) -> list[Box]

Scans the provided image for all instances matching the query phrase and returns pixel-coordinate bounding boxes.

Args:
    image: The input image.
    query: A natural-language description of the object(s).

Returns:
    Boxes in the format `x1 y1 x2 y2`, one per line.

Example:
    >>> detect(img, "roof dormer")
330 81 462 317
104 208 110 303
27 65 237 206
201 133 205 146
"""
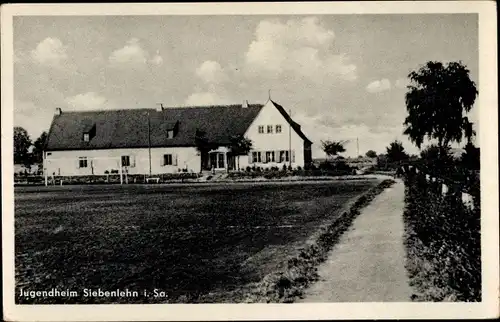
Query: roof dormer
82 123 96 143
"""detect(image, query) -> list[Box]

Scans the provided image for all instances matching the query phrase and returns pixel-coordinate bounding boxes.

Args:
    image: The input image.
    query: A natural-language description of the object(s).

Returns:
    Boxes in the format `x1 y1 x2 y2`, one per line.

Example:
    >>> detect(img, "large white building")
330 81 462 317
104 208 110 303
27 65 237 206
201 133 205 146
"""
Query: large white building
44 99 312 176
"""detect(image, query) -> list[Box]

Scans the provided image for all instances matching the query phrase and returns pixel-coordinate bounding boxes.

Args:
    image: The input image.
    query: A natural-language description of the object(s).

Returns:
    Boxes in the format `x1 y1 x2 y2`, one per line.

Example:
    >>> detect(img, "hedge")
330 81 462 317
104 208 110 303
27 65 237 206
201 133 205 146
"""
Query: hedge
403 172 481 301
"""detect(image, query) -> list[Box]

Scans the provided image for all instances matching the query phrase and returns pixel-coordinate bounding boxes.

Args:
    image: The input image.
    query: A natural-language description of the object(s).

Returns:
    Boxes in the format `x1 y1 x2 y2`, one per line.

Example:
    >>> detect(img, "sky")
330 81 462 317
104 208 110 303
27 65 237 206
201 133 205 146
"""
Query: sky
13 14 479 158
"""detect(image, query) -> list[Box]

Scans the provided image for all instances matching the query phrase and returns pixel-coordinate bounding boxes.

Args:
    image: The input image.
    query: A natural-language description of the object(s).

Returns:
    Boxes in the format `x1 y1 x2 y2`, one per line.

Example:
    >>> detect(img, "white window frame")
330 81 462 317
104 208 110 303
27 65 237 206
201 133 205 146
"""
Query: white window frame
166 130 174 139
280 150 290 162
258 125 264 134
265 151 275 163
267 125 273 134
79 157 88 168
164 154 173 166
83 133 90 142
121 155 131 167
276 125 282 133
252 151 262 163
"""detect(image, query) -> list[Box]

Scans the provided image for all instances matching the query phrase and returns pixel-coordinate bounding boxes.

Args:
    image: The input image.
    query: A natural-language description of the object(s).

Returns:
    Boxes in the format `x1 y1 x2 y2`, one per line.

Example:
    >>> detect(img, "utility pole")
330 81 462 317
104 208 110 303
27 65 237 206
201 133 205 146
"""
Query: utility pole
357 137 359 157
147 110 152 177
289 109 292 168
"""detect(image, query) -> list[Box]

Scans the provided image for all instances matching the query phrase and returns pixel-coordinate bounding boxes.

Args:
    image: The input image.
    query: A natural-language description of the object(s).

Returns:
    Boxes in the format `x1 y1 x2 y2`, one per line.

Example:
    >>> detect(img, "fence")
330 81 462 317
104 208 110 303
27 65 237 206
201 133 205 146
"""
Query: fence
397 163 479 210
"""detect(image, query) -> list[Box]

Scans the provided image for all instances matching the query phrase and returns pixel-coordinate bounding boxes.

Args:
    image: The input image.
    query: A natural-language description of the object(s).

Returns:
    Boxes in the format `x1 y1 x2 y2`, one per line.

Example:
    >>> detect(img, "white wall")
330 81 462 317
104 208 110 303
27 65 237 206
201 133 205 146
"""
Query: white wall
45 147 201 176
240 100 305 169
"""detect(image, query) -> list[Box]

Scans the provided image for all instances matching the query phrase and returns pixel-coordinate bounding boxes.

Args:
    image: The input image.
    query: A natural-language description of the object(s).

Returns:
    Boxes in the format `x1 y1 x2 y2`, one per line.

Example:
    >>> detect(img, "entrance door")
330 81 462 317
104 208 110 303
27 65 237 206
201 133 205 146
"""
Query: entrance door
217 153 225 169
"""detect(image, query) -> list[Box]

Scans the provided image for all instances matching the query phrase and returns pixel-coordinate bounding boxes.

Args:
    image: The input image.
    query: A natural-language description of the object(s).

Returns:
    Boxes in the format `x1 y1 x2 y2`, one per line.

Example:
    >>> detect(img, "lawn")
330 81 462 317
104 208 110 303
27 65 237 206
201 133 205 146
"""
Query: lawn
14 179 379 304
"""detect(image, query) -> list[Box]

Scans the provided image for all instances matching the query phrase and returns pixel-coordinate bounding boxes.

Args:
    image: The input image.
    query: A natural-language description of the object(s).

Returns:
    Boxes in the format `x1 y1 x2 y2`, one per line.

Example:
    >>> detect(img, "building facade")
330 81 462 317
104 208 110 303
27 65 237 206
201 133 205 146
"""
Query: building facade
44 100 312 176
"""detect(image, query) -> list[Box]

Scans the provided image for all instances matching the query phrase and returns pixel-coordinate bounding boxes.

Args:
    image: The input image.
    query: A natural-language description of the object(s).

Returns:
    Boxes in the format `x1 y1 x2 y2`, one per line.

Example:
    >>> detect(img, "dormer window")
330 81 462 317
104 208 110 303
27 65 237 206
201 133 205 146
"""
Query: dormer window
82 123 96 142
164 121 178 139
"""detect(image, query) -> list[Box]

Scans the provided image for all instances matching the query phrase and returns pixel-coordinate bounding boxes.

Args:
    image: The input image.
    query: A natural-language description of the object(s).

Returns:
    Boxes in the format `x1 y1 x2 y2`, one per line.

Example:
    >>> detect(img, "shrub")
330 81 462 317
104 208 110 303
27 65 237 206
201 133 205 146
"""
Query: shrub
282 164 288 171
104 170 109 174
402 172 481 301
297 166 302 171
246 166 251 172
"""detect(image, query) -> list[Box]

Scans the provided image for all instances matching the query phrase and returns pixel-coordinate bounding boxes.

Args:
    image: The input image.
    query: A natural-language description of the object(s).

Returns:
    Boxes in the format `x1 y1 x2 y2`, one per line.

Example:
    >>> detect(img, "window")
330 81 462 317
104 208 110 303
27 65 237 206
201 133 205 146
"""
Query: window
276 125 282 133
83 133 90 142
265 151 275 163
163 154 173 166
258 125 264 134
252 151 262 163
79 157 88 168
47 152 52 156
267 125 273 134
166 130 174 139
121 156 130 167
280 150 290 162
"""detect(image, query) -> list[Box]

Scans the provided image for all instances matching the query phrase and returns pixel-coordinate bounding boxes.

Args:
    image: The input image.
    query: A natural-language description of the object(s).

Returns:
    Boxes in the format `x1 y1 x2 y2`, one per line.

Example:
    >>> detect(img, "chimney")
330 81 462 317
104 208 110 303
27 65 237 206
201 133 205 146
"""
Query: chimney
55 108 62 115
156 103 165 112
242 100 249 108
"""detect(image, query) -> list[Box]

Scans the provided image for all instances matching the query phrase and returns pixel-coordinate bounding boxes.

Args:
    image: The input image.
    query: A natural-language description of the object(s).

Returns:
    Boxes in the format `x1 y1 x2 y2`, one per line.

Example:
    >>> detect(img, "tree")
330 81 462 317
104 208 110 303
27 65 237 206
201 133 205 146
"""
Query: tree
14 126 32 166
386 140 409 163
461 142 480 170
420 144 452 170
32 131 48 164
321 140 346 158
403 61 478 159
228 135 253 170
365 150 377 158
194 129 218 171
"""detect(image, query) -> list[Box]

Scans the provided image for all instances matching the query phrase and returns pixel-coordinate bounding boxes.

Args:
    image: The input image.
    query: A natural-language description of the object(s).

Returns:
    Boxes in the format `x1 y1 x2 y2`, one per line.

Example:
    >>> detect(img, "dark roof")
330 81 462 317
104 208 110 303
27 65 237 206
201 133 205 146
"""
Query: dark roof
45 101 312 151
270 100 312 144
45 104 263 151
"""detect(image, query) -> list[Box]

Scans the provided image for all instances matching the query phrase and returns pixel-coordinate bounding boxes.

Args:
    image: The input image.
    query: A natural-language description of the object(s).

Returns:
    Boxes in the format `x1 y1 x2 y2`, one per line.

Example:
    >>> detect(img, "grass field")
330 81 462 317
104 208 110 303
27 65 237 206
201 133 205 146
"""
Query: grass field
15 180 379 304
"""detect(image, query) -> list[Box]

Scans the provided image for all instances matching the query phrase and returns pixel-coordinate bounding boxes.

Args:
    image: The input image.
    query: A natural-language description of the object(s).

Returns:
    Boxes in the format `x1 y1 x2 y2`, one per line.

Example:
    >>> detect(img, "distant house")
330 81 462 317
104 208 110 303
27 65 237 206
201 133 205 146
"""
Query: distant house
43 99 312 176
344 157 377 169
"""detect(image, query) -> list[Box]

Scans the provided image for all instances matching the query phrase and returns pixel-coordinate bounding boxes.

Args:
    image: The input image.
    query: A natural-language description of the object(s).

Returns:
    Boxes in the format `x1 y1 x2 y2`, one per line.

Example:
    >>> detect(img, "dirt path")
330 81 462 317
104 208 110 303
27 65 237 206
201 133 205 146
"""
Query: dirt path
299 179 412 302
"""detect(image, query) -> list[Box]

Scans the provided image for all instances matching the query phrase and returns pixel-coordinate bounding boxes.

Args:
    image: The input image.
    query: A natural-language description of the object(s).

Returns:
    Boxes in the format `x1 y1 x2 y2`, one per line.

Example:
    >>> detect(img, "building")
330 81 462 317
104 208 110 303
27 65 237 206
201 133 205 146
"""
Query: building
44 99 312 176
344 157 377 169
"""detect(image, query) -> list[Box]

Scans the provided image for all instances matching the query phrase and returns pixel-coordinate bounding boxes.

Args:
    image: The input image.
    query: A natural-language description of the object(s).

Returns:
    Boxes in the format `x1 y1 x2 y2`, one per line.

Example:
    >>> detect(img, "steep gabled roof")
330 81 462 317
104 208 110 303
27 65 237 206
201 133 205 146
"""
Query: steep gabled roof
45 104 263 151
269 100 312 144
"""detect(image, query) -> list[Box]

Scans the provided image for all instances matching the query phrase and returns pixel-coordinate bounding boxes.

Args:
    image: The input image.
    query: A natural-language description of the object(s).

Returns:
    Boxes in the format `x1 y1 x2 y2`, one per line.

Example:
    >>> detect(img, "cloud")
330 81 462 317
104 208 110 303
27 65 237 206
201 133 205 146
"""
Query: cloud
109 39 165 69
66 92 110 110
366 79 391 93
109 38 148 66
14 100 55 138
244 17 357 82
195 60 227 84
184 92 231 106
30 37 68 68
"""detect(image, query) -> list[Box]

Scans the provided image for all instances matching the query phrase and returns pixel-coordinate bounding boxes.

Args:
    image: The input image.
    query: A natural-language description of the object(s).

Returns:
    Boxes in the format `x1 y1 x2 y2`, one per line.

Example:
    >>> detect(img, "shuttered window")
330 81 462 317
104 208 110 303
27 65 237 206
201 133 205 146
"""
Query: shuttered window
121 156 131 167
78 157 88 168
163 154 173 166
252 151 262 163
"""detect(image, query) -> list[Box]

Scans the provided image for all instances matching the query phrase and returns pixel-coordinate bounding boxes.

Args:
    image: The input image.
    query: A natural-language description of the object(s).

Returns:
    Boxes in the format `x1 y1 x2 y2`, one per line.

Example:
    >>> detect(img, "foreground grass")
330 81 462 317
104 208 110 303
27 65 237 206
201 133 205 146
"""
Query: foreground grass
15 180 379 304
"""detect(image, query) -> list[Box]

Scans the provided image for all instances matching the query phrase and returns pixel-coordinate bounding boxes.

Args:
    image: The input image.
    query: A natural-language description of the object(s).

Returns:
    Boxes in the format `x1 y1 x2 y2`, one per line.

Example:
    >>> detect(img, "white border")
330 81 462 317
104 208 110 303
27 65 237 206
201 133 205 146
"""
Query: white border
2 2 498 321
